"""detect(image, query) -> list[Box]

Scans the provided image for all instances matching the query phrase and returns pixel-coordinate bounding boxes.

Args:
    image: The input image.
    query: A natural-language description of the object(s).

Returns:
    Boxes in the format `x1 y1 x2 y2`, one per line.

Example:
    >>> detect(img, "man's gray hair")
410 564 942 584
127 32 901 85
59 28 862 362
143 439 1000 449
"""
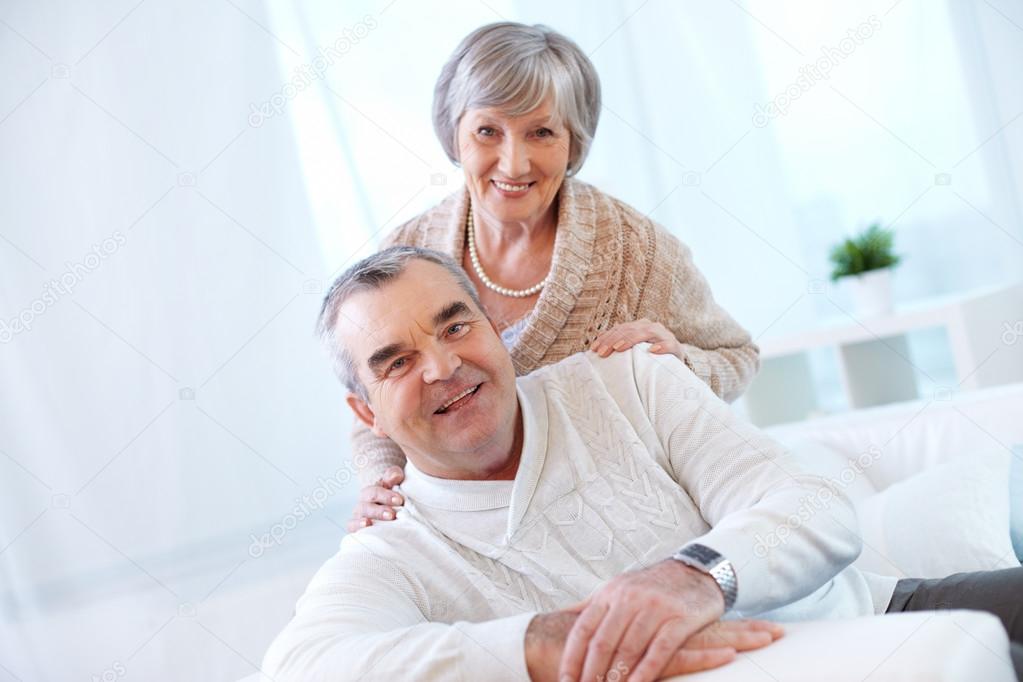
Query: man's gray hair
433 22 602 175
315 246 485 401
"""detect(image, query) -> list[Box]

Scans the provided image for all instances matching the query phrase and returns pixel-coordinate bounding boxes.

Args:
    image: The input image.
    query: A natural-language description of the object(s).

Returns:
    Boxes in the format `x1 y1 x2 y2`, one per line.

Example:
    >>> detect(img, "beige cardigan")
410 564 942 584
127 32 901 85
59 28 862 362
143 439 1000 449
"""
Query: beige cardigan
350 177 760 484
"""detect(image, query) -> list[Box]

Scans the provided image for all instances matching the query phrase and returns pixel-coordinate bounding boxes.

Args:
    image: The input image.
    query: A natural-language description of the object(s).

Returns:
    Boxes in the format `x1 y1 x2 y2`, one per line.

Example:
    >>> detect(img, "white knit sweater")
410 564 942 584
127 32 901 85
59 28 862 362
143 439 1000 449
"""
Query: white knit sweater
263 347 895 681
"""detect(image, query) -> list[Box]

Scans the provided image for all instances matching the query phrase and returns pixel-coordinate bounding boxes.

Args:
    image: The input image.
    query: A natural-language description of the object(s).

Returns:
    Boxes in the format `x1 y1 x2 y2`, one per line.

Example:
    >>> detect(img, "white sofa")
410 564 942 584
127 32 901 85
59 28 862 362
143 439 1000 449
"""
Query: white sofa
719 381 1023 682
767 381 1022 581
665 383 1023 681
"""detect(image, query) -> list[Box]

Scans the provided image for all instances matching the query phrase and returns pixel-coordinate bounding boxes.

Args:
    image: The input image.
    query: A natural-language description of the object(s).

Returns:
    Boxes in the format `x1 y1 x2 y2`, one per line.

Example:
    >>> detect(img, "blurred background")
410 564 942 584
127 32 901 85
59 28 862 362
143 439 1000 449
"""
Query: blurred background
1 1 1021 679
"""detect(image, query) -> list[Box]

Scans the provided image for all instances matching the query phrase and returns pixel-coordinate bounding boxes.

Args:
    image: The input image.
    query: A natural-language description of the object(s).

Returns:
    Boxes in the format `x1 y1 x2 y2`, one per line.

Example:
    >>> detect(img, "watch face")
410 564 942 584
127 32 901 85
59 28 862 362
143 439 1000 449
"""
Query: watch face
688 545 718 564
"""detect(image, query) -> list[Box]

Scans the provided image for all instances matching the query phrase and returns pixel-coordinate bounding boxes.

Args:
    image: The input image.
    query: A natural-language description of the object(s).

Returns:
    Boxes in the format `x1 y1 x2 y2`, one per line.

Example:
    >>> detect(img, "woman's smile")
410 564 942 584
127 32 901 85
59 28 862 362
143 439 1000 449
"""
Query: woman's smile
491 179 536 197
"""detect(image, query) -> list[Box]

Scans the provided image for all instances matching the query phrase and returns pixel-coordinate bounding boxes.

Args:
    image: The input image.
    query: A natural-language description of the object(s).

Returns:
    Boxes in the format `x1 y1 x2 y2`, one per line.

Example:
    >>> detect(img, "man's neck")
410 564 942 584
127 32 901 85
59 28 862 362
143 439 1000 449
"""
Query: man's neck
485 406 524 481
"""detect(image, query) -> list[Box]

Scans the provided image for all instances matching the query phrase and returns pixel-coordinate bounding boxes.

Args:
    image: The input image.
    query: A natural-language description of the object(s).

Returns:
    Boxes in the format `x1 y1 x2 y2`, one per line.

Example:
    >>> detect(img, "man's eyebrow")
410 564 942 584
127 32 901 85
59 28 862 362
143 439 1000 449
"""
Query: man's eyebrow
365 302 473 374
366 342 406 373
432 300 471 327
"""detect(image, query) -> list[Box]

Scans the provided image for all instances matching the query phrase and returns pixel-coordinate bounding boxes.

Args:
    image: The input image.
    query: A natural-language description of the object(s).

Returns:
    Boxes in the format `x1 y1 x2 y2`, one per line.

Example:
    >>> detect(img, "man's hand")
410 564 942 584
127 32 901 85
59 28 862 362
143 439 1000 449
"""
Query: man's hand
559 559 726 682
347 466 404 533
525 608 783 682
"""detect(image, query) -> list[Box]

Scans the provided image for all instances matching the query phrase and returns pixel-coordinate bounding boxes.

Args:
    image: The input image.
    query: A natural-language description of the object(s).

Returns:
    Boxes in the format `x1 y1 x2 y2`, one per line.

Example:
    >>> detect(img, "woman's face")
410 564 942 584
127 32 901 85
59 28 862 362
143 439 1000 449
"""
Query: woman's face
456 99 570 228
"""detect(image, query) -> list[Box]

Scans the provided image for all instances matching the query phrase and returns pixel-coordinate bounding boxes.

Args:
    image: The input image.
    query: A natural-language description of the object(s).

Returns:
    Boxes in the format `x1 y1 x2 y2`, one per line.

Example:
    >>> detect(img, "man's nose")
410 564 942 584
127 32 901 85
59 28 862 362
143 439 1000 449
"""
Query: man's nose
421 345 461 384
497 136 530 179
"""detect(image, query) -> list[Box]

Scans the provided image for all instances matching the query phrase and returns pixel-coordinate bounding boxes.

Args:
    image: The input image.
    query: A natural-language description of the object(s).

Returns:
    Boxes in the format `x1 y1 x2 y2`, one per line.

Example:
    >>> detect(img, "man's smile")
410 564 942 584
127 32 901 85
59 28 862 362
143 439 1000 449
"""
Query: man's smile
434 383 482 415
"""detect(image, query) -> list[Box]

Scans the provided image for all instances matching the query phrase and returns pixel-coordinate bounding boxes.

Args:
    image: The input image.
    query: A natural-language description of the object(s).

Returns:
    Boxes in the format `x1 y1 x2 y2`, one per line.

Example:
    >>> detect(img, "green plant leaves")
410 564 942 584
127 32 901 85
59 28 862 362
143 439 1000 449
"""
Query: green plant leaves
829 222 901 281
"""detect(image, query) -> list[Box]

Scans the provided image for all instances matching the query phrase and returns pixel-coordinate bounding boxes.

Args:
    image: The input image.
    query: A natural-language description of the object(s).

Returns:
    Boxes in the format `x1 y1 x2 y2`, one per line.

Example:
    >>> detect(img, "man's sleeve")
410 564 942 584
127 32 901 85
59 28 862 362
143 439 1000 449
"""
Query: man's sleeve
628 345 863 615
261 535 536 681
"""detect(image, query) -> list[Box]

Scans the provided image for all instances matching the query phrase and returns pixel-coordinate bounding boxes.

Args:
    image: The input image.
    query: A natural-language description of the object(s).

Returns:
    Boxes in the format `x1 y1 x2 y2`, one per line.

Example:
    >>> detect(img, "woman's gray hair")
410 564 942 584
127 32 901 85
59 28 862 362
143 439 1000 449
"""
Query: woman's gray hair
315 246 485 401
433 22 602 175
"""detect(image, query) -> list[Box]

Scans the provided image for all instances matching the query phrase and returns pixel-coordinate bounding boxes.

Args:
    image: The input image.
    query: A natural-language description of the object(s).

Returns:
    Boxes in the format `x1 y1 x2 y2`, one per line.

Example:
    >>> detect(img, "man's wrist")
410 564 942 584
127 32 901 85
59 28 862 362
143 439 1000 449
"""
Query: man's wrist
670 543 738 613
664 560 726 615
524 612 574 682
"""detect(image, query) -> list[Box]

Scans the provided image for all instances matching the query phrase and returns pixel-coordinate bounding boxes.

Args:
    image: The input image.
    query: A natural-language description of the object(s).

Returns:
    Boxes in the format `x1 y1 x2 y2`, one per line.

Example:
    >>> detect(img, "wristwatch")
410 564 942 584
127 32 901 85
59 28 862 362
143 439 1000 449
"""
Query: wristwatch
670 543 738 613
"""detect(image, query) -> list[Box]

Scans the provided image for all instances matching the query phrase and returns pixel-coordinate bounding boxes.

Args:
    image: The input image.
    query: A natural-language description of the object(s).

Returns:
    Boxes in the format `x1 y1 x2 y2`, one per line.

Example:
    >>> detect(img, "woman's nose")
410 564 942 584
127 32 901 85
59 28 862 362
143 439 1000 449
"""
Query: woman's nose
497 137 530 178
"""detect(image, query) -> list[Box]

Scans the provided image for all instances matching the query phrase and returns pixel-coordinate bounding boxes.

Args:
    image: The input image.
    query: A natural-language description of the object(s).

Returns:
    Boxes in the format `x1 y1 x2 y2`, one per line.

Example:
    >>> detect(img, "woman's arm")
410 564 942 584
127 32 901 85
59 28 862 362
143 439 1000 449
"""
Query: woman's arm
659 237 760 403
590 229 759 403
347 418 407 531
351 417 407 486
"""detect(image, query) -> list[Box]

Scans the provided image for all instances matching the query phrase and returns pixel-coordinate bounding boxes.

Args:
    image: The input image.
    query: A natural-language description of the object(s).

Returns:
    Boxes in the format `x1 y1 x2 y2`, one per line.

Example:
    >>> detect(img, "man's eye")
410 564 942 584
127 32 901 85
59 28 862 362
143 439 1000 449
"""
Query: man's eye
389 357 407 371
447 323 465 335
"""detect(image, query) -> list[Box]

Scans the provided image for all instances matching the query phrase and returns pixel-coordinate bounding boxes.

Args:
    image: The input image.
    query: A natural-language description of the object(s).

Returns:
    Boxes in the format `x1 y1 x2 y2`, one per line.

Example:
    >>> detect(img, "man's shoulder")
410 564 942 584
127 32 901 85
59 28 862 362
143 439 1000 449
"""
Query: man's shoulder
310 516 448 591
520 345 701 401
337 513 438 557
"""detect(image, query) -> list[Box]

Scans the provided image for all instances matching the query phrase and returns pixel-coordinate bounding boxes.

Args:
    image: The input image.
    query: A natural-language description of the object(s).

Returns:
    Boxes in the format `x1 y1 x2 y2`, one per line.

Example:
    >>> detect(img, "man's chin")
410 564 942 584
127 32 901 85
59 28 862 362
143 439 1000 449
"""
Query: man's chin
431 427 496 455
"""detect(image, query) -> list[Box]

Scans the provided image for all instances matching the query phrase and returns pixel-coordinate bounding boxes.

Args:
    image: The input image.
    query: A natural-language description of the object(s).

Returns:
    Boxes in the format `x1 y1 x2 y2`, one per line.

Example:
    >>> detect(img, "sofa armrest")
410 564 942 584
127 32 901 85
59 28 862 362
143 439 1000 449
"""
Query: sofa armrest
672 611 1014 682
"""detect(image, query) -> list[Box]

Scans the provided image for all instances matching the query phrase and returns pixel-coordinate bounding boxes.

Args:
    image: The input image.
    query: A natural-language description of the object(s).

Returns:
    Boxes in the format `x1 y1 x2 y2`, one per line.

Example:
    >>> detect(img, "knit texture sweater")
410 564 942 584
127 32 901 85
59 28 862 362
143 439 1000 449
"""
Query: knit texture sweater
351 178 761 485
264 347 892 681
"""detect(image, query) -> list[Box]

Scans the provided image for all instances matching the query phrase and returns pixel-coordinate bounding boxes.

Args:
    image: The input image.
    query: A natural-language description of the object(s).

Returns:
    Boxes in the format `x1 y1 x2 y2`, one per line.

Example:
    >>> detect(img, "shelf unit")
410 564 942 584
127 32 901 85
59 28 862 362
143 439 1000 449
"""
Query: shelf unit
742 282 1023 426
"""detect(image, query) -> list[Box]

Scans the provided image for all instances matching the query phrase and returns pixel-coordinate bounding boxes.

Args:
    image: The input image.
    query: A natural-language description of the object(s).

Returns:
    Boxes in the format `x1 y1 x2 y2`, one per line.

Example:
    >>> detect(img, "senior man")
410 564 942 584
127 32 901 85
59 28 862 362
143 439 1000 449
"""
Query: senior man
263 246 1023 682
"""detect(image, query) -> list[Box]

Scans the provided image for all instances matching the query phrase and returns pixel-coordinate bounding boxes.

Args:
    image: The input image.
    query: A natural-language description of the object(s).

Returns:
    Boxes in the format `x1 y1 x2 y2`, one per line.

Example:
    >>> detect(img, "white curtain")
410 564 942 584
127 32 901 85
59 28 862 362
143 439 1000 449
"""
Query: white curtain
1 1 353 680
2 1 1021 680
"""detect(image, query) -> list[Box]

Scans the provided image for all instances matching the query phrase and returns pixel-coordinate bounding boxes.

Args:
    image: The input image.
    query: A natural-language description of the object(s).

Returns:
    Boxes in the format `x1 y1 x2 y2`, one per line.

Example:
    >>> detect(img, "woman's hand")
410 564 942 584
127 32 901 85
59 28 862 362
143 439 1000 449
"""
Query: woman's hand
347 466 405 533
589 318 683 361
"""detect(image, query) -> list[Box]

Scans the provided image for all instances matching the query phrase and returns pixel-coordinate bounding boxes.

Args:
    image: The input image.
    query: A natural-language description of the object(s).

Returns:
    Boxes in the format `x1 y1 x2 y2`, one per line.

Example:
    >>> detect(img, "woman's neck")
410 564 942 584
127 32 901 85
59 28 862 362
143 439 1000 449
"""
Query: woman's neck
471 199 559 257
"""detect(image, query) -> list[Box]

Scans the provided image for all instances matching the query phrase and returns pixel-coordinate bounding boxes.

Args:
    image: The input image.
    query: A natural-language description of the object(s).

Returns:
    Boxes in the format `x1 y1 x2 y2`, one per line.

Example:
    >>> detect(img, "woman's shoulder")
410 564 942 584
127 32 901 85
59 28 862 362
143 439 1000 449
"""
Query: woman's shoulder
565 177 688 262
379 186 467 251
567 179 677 237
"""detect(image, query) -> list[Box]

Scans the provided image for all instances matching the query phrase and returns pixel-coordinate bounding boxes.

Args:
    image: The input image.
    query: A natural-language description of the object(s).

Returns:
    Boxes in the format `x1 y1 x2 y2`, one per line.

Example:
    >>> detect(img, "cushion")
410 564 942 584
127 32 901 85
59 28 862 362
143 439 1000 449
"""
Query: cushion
1011 445 1023 562
852 448 1018 578
784 437 879 503
678 611 1014 682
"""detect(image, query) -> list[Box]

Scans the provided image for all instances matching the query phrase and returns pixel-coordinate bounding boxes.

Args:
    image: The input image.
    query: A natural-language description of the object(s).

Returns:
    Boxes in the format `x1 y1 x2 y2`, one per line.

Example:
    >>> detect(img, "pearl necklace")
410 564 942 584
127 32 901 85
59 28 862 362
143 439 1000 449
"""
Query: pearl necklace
466 205 550 298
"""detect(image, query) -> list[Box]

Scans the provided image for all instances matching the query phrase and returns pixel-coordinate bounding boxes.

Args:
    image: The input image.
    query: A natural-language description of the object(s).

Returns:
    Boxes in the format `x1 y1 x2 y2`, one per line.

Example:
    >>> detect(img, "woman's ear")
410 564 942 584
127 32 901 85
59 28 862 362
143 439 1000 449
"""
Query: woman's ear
347 394 386 438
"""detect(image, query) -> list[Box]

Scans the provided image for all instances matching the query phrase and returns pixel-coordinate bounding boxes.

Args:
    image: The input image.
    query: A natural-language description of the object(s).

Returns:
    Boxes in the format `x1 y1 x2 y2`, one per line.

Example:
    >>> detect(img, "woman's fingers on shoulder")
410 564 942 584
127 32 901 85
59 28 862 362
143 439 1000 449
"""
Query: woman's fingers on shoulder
359 485 403 509
356 500 397 521
382 465 405 485
377 483 404 506
347 518 371 533
360 484 386 502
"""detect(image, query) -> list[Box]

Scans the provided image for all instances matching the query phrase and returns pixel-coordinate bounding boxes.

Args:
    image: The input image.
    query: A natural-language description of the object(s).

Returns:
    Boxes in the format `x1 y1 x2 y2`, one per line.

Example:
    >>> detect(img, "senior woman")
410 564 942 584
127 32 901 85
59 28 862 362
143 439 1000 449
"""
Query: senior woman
347 21 760 530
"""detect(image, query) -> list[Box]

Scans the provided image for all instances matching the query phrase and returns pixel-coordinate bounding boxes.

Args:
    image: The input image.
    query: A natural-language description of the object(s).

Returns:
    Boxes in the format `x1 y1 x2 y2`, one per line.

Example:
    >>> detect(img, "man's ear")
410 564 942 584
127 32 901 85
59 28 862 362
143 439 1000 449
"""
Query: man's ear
346 393 387 438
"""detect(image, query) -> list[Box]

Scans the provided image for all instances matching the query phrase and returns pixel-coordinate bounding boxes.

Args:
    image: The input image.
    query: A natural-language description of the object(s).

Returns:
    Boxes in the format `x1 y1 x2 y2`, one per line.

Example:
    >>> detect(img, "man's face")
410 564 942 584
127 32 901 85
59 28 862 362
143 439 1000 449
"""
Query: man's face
336 259 519 479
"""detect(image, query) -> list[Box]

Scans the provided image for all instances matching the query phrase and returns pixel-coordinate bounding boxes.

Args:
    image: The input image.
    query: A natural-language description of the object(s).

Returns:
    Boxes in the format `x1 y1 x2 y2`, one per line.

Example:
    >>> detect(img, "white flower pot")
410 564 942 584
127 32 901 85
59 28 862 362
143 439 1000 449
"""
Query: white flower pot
845 268 894 317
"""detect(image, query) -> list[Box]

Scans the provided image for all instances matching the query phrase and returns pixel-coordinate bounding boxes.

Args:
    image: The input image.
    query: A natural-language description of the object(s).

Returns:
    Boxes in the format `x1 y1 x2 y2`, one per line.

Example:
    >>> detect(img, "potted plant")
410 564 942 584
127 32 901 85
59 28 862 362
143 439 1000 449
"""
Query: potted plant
829 222 902 316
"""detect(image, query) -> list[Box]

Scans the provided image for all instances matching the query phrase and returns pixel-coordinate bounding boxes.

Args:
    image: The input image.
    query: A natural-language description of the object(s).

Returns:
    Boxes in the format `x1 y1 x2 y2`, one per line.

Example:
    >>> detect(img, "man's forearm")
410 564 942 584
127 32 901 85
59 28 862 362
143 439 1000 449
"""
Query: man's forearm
525 611 578 682
265 610 537 681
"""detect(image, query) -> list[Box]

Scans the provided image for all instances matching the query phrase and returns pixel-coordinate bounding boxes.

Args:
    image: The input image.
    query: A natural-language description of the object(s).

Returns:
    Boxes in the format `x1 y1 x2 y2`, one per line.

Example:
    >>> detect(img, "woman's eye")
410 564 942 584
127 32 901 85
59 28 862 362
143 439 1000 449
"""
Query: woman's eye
477 127 496 137
536 127 554 137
